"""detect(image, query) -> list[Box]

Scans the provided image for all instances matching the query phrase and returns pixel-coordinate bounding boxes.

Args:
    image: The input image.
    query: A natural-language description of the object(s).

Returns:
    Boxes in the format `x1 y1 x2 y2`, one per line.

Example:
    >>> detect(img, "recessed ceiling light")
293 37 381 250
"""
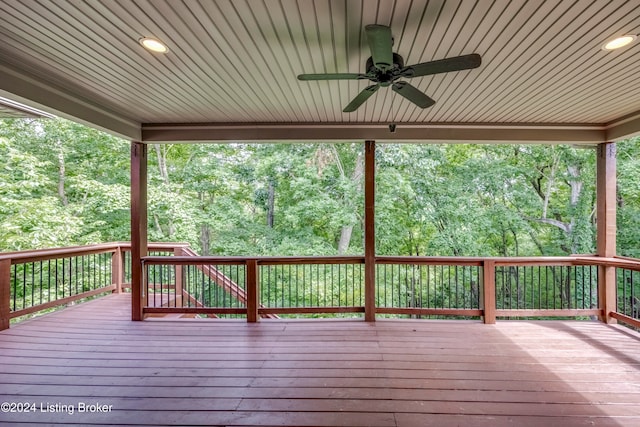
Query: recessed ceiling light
139 37 168 53
602 35 636 51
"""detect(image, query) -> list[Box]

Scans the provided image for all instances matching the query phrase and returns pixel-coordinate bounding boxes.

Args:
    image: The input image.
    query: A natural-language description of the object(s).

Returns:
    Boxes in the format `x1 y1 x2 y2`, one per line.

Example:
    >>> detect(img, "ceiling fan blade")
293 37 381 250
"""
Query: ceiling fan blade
298 73 366 80
392 82 435 108
343 84 380 112
402 53 481 78
365 25 394 72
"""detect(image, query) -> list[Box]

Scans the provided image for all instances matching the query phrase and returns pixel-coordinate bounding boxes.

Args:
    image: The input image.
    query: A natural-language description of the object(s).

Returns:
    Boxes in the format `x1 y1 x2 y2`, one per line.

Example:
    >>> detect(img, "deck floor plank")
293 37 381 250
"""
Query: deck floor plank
1 293 640 426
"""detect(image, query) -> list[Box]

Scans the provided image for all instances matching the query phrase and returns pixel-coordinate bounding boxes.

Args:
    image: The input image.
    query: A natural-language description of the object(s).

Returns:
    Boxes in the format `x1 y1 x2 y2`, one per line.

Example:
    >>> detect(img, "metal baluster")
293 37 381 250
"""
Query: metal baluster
23 262 28 309
47 260 52 303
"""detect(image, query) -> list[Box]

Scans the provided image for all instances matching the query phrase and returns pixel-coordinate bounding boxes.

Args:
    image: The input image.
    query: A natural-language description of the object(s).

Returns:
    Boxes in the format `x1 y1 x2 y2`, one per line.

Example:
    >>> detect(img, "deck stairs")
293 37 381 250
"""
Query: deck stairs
147 246 278 319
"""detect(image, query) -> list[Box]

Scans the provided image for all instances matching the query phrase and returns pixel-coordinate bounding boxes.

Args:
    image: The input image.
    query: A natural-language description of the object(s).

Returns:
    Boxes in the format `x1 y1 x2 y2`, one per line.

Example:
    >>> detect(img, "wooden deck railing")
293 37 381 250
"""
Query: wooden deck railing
0 242 188 329
140 253 640 326
3 243 640 329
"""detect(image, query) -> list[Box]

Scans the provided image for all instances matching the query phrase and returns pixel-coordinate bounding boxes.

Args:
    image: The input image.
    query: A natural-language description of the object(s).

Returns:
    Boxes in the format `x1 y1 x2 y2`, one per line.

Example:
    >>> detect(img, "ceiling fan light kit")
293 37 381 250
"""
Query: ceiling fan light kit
298 24 481 112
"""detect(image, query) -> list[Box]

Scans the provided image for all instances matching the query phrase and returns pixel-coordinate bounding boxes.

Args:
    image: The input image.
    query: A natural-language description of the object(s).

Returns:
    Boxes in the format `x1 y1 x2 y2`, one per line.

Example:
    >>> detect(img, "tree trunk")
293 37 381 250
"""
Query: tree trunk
154 144 170 185
567 165 582 206
154 144 175 237
267 180 275 228
566 165 583 253
200 225 211 255
337 225 354 254
542 154 559 218
529 156 586 254
153 213 163 235
55 139 68 206
337 149 364 254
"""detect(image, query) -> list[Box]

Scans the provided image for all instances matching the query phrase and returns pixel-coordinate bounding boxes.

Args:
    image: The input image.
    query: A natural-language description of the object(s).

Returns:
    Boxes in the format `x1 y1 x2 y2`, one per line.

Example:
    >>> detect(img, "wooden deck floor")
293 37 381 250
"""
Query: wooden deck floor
1 294 640 426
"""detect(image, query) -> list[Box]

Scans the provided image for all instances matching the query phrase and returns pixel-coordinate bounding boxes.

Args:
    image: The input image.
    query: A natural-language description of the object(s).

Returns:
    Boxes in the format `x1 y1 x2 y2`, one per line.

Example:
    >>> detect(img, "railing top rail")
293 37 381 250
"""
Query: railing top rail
143 254 639 268
575 256 640 271
0 243 122 264
614 255 640 263
259 256 365 265
118 242 191 251
493 256 585 266
0 241 192 264
376 255 595 266
376 256 484 266
143 255 366 265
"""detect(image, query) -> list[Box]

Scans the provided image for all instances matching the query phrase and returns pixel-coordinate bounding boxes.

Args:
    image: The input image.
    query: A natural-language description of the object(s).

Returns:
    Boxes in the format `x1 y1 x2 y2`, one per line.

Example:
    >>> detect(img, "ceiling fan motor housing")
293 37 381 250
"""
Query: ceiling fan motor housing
366 53 404 86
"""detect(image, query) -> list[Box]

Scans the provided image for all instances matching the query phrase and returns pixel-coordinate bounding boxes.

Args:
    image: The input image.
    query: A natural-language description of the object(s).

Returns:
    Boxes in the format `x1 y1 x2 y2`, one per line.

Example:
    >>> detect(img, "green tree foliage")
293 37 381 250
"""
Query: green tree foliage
376 144 596 256
146 142 364 255
0 118 130 249
617 136 640 257
2 118 639 261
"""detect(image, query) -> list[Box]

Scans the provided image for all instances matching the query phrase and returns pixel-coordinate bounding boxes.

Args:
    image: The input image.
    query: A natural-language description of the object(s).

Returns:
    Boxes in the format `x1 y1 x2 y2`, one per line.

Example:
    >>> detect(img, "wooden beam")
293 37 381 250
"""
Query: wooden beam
596 142 617 324
610 311 640 329
173 247 184 305
482 260 496 324
131 142 148 321
246 259 259 323
1 243 120 264
364 140 376 322
606 110 640 141
144 307 245 315
259 307 365 315
141 122 606 144
494 309 601 317
597 143 617 257
376 308 483 317
111 247 123 294
0 63 140 140
0 259 11 330
9 285 117 318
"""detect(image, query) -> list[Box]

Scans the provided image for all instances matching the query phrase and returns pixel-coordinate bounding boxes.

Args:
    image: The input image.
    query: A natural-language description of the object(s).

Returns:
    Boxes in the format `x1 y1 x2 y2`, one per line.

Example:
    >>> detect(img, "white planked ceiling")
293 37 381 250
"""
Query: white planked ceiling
0 0 639 142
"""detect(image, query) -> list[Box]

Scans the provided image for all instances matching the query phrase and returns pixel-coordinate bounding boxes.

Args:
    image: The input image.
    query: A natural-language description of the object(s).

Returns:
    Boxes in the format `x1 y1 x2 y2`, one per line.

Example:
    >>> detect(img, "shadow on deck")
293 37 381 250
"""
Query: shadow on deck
1 293 640 426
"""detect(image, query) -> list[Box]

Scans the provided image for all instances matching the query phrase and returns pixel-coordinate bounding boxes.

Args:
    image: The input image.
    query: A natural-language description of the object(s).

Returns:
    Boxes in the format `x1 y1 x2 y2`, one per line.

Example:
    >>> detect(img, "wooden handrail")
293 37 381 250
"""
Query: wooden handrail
574 256 640 271
1 241 192 330
0 241 192 264
0 243 121 264
143 255 366 265
376 256 483 266
128 242 191 251
376 255 616 267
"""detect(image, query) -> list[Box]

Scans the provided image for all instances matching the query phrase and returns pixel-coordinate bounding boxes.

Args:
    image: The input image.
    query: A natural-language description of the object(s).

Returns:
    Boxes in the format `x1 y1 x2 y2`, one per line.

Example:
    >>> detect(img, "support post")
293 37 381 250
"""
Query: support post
0 259 11 330
174 246 184 306
364 140 376 322
596 142 617 323
246 259 259 323
131 142 148 321
111 247 123 293
482 260 496 324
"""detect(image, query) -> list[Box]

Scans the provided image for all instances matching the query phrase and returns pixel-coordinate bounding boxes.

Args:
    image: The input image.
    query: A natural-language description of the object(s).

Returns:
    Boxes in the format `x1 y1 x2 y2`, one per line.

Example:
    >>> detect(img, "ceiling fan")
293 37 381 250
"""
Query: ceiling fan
297 25 481 112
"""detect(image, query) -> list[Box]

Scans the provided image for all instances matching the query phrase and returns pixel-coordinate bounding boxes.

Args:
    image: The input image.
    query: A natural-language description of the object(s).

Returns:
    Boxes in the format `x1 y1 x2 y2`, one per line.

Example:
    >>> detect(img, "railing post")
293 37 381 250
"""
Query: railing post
0 259 11 330
364 140 376 321
246 259 259 323
596 142 616 323
482 260 496 324
111 247 123 294
174 247 184 307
